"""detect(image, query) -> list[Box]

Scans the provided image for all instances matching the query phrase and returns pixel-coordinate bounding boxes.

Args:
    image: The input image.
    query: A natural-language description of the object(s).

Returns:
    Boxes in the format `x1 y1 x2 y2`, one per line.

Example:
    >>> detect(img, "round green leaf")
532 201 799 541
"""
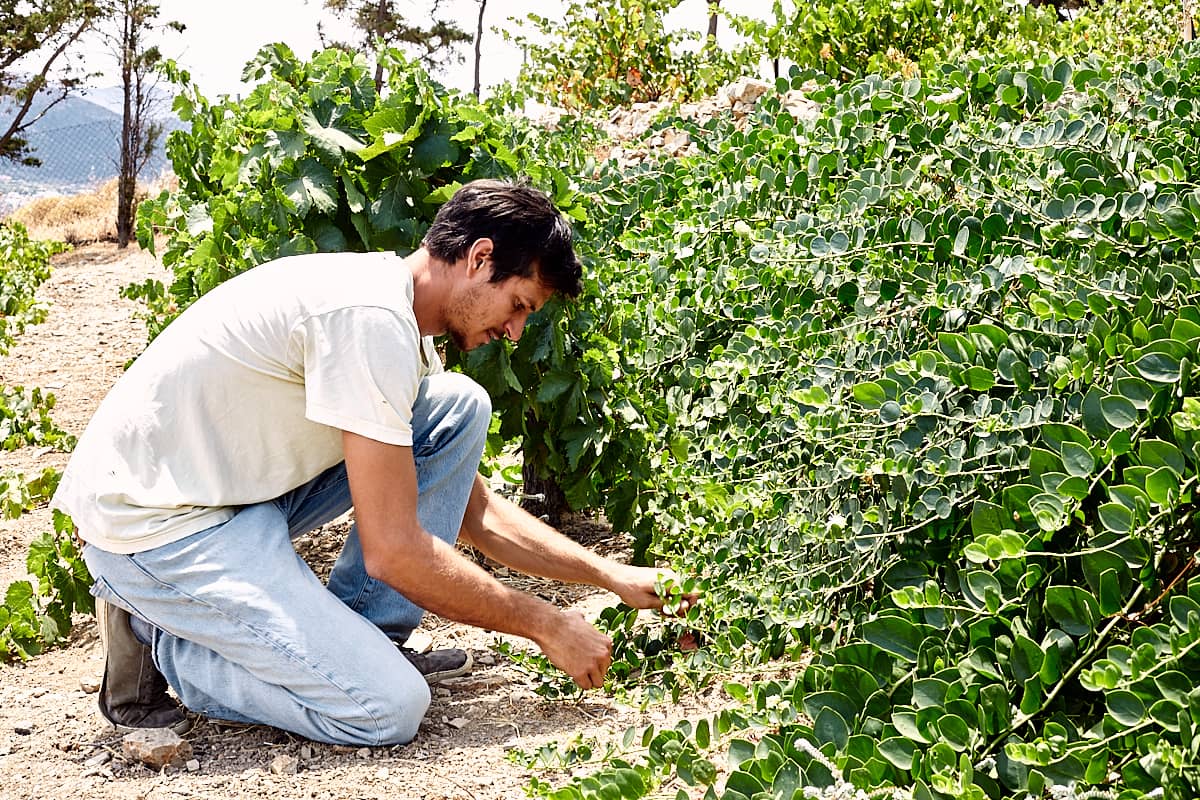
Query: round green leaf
1132 352 1181 384
1045 585 1100 637
1097 502 1133 533
963 366 995 391
936 714 972 751
1099 395 1138 429
853 382 887 408
1106 690 1147 727
878 736 917 771
1060 442 1095 477
814 707 850 750
1145 467 1180 506
938 332 976 364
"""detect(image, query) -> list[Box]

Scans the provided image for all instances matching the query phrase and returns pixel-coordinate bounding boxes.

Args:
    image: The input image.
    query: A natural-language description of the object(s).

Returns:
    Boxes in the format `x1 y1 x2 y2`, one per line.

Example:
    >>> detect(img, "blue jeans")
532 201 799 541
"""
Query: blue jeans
82 373 490 746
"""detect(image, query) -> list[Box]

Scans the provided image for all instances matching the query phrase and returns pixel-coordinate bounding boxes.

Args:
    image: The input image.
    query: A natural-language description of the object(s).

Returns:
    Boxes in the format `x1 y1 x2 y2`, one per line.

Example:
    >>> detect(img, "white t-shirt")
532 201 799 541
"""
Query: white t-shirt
53 251 442 554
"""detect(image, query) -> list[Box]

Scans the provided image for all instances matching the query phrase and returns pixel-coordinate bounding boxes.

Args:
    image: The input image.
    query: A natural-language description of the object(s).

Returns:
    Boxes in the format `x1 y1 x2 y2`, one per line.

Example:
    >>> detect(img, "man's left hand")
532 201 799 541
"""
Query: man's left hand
607 564 700 615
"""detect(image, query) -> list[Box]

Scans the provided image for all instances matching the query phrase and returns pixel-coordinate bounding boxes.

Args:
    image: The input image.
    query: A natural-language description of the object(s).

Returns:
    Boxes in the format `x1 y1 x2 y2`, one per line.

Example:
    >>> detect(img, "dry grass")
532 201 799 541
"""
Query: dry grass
7 174 176 245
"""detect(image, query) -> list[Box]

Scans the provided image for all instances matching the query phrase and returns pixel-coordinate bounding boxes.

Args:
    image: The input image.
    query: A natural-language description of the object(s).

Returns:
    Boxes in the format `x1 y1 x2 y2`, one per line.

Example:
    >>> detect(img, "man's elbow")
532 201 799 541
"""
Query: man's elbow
358 526 423 581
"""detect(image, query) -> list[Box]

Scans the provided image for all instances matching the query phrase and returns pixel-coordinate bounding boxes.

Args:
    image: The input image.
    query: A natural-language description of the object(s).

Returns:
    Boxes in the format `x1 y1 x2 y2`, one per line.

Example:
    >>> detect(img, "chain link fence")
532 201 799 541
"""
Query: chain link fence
0 116 176 217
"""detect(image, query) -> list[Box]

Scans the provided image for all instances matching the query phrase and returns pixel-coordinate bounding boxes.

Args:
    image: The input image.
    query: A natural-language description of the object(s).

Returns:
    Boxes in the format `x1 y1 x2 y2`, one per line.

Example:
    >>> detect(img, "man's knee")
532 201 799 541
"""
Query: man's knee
422 372 492 439
330 672 431 746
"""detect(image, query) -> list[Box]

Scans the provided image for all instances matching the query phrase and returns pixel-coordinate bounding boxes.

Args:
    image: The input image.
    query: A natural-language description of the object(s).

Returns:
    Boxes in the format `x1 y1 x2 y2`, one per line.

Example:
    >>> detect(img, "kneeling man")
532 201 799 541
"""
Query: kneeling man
53 180 689 745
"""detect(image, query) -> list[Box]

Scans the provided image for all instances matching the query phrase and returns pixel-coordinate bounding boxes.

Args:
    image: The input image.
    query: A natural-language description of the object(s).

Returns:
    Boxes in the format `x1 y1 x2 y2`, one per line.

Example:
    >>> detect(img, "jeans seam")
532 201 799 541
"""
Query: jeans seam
124 552 391 744
271 471 351 528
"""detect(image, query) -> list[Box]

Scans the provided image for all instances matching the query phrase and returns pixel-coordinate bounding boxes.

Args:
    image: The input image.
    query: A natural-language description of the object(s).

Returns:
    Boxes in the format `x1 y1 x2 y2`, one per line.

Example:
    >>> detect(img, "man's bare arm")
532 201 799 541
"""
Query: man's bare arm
342 431 612 688
459 474 699 613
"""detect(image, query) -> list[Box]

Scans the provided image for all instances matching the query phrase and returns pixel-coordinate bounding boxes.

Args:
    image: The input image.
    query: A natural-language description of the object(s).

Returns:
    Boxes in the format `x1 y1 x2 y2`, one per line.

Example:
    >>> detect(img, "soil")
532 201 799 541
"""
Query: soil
0 243 730 800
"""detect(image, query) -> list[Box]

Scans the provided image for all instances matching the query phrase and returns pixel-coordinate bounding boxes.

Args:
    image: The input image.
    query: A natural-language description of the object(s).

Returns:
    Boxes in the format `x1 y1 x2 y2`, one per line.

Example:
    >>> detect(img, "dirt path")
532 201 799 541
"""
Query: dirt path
0 242 722 800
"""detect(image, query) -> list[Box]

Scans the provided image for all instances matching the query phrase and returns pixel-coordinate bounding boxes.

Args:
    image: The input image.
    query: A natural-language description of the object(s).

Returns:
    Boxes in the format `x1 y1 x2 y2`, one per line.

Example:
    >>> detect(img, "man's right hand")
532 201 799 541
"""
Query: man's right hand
536 610 613 689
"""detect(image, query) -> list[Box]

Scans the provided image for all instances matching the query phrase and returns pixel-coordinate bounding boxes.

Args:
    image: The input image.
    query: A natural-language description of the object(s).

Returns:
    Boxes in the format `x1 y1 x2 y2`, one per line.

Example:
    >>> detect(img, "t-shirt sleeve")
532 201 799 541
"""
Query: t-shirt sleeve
295 306 422 446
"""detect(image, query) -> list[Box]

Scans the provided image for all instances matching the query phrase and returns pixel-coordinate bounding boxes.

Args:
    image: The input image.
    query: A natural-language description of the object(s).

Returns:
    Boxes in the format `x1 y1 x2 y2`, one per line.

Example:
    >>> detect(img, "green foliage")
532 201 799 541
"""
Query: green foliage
730 0 1191 81
503 0 760 109
0 468 61 520
0 386 75 452
525 43 1200 799
137 46 611 513
136 45 580 334
0 511 93 662
0 221 68 353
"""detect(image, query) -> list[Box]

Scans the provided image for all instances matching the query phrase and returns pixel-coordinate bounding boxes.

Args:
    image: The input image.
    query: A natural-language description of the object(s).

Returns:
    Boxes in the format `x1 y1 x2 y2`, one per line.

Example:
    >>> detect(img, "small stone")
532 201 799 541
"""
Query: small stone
356 747 371 759
13 720 33 735
721 77 770 106
434 687 450 699
186 759 200 772
299 745 313 761
375 767 390 780
476 653 496 666
447 717 469 730
121 729 193 769
84 751 112 768
269 754 298 775
31 688 46 698
80 676 102 694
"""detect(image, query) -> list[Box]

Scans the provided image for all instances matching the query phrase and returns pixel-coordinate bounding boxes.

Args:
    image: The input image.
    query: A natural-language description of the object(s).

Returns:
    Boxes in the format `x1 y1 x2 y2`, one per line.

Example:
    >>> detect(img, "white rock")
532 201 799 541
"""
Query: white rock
269 754 298 775
121 729 192 769
722 77 770 106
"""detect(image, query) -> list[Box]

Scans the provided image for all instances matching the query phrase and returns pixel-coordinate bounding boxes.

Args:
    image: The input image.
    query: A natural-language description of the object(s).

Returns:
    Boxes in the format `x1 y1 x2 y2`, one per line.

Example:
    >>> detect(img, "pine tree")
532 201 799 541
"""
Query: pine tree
0 0 102 165
321 0 471 91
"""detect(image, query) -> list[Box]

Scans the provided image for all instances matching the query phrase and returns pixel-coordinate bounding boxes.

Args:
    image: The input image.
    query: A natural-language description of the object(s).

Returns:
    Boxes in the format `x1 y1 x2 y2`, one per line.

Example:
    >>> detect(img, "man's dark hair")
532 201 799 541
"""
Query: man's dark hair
423 179 583 298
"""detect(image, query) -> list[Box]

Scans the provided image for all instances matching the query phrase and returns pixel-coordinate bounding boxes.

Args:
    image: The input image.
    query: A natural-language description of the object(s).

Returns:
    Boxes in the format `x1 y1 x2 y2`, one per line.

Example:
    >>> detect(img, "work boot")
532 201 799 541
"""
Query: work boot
399 646 473 683
96 598 191 734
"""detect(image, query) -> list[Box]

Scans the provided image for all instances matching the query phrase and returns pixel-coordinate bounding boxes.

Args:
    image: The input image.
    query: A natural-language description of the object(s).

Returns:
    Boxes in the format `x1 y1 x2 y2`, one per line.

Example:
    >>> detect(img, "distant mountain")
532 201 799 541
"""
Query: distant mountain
0 86 182 210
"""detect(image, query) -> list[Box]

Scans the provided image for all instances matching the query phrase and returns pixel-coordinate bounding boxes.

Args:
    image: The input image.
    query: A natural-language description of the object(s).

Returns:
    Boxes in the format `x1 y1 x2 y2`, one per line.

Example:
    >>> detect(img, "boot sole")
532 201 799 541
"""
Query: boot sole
422 650 474 684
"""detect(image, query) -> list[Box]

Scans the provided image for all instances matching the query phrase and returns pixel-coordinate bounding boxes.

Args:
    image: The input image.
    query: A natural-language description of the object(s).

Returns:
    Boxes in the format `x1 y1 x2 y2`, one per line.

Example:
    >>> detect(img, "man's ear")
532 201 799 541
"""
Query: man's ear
467 238 494 274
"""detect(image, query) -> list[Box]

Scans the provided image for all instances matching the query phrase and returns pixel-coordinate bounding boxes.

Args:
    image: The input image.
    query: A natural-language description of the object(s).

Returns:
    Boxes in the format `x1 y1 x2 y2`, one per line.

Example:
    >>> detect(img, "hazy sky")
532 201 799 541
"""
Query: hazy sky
74 0 778 99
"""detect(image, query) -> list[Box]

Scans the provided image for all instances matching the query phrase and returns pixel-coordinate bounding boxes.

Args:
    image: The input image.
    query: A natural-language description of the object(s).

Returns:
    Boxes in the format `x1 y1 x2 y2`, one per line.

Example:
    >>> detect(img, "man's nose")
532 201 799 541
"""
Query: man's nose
504 312 530 342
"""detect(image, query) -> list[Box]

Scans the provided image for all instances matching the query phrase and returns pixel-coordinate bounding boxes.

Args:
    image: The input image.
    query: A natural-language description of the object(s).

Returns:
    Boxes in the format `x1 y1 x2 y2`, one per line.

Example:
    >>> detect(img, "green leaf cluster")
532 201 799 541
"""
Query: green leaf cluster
729 0 1189 82
0 467 61 520
0 221 68 353
501 0 761 110
135 45 582 338
0 386 76 452
0 511 93 662
529 43 1200 800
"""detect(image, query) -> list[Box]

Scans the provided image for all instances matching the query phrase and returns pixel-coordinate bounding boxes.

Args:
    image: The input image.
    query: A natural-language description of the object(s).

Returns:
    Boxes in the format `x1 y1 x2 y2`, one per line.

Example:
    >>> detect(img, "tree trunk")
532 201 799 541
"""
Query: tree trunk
519 419 570 525
473 0 486 98
521 460 571 526
372 0 390 92
1185 1 1196 42
116 7 136 249
707 0 720 42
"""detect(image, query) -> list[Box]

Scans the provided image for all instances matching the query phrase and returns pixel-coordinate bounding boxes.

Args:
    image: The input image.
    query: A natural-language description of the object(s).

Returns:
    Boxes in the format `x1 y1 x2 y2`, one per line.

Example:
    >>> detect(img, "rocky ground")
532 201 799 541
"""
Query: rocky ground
0 243 730 800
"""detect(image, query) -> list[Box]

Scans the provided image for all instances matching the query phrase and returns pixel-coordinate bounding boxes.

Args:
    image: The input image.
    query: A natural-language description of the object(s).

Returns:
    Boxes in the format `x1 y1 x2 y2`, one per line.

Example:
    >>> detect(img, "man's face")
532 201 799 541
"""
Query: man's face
445 266 554 352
